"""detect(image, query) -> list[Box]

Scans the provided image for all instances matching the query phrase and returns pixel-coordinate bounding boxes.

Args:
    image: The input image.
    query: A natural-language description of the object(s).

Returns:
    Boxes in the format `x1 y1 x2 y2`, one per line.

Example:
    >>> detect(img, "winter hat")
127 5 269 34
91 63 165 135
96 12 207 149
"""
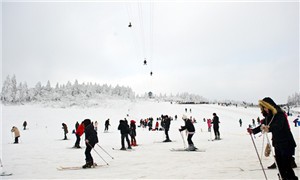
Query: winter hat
213 113 216 116
83 119 91 127
259 97 277 115
182 115 187 120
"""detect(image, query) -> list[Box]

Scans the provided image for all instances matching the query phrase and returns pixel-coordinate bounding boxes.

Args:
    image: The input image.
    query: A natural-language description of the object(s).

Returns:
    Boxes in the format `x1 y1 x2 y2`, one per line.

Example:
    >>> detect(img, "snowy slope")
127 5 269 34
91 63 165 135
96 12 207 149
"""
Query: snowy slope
1 100 299 179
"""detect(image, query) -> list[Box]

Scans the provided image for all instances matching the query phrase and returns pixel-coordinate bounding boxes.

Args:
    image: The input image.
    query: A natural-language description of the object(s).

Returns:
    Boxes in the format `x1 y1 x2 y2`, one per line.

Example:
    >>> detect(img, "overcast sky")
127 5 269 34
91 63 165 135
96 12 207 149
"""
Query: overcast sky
1 0 299 104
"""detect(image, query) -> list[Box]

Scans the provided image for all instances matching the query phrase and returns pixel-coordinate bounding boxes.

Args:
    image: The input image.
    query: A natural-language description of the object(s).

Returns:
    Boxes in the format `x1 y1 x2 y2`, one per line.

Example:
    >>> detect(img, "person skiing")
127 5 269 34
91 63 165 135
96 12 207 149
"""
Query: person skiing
129 120 137 146
212 113 220 140
62 123 68 140
82 119 98 168
247 97 298 180
11 126 20 144
207 118 212 132
239 119 242 127
94 121 98 131
118 119 132 150
74 122 84 148
162 115 172 142
179 115 196 151
23 121 27 130
104 119 110 132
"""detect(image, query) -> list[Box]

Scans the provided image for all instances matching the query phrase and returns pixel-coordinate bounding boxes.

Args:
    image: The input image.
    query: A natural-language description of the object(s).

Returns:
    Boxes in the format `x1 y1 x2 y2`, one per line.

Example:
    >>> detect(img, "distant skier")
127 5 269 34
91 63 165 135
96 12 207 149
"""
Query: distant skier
82 119 98 168
118 119 132 150
207 119 212 132
11 126 20 144
23 121 27 130
62 123 68 140
179 115 196 151
104 119 110 132
239 119 242 127
94 121 98 131
74 122 84 148
293 118 298 127
212 113 220 140
129 120 137 146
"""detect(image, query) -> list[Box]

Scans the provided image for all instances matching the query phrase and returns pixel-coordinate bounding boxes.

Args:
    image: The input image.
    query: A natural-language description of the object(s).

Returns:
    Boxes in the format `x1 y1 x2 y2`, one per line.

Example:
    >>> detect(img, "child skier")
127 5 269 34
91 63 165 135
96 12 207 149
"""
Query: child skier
11 126 20 144
82 119 98 168
179 115 196 151
129 120 137 146
74 122 84 148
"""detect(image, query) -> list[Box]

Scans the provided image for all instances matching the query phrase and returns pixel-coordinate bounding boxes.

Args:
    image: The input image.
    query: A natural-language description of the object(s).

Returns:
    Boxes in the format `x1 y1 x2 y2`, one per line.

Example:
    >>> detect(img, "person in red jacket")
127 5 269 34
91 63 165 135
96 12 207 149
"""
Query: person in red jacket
74 122 84 148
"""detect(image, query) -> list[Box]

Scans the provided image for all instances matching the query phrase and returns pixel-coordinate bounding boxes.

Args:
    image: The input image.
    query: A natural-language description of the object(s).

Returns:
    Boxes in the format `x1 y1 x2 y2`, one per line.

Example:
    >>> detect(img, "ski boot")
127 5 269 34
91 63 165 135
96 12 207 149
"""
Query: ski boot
127 146 132 149
82 161 93 169
267 162 276 169
186 144 196 151
120 147 126 150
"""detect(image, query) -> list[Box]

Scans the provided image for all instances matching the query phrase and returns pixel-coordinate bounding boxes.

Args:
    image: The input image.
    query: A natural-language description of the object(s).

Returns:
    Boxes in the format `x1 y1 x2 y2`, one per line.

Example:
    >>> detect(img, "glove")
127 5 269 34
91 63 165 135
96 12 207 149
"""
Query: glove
247 128 253 134
264 143 271 157
85 139 89 143
261 124 269 133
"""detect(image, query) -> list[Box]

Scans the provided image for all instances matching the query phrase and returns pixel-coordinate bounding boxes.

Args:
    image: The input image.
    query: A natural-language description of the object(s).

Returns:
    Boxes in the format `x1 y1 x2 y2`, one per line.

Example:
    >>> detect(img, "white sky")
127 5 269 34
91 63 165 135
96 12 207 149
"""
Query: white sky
1 0 299 103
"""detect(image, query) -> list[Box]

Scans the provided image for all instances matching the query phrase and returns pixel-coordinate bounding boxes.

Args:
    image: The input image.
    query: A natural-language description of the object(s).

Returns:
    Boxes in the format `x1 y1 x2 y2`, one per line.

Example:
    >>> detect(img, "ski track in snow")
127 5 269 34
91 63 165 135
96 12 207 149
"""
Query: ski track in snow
1 100 299 179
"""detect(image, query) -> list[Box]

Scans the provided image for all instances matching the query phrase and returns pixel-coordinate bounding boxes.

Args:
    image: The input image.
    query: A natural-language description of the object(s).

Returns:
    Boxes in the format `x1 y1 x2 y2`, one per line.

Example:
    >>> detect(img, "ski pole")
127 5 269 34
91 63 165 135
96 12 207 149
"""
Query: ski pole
180 131 187 148
265 133 282 180
87 142 109 166
249 133 268 180
96 144 114 159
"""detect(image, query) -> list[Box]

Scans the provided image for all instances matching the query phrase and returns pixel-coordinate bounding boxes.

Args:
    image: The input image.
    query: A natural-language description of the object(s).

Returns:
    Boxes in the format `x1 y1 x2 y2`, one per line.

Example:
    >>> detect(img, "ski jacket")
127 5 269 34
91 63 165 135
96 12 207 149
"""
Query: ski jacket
76 123 85 136
212 116 220 127
179 119 195 133
118 120 130 134
253 98 296 150
105 120 110 126
62 123 68 134
11 127 20 137
253 110 296 150
84 124 98 146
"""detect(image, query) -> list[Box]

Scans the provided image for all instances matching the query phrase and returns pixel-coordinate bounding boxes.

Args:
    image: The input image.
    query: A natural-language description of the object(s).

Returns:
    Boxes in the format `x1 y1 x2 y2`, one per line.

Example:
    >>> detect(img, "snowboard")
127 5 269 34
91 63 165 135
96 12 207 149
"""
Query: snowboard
170 148 206 152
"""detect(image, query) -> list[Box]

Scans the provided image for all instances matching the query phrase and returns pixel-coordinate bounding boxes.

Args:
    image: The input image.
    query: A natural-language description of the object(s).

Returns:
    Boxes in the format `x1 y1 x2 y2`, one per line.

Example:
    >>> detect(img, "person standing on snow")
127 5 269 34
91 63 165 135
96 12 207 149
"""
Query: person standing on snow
23 121 27 130
179 115 196 151
11 126 20 144
118 119 132 150
162 115 172 142
104 119 110 132
207 118 212 132
62 123 68 140
74 122 84 148
212 113 220 140
82 119 98 168
129 120 137 146
247 97 298 180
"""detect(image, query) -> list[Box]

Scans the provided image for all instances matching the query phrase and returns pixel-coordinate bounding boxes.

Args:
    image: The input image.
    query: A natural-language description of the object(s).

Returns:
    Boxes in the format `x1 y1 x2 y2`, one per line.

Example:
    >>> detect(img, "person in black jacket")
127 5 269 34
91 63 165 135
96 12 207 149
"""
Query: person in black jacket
82 119 98 168
118 119 132 150
247 97 298 180
179 115 196 151
162 115 172 142
212 113 220 140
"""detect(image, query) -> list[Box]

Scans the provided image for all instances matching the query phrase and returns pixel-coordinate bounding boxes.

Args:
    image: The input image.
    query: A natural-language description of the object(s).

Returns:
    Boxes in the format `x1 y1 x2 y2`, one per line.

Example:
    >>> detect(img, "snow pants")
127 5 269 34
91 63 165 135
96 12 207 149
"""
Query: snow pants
275 146 298 180
85 143 95 164
187 134 194 145
121 134 130 148
213 126 220 138
75 134 81 147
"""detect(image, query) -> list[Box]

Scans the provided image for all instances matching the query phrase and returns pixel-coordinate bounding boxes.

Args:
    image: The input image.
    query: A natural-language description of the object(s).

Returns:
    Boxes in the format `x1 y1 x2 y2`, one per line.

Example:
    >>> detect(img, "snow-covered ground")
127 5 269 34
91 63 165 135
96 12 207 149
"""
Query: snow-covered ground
1 100 299 179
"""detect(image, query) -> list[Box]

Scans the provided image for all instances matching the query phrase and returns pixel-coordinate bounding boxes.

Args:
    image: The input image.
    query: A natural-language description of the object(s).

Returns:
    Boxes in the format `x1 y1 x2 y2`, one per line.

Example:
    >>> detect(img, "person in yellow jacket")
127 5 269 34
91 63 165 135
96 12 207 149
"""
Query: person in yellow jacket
11 126 20 144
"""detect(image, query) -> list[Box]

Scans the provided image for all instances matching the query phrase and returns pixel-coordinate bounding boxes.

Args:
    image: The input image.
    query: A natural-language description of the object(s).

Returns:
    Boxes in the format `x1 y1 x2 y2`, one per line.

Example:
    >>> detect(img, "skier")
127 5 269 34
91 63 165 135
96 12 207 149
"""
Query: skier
239 119 242 127
74 122 84 148
62 123 68 140
207 118 212 132
247 97 298 180
129 120 137 146
94 121 98 131
23 121 27 130
212 113 220 140
162 115 172 142
82 119 98 168
11 126 20 144
104 119 110 132
293 118 298 127
179 115 196 151
118 119 132 150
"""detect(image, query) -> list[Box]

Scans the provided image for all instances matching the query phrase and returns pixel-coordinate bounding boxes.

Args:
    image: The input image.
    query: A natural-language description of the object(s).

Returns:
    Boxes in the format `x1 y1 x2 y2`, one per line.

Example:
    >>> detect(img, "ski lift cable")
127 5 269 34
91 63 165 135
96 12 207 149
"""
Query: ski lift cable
138 1 147 59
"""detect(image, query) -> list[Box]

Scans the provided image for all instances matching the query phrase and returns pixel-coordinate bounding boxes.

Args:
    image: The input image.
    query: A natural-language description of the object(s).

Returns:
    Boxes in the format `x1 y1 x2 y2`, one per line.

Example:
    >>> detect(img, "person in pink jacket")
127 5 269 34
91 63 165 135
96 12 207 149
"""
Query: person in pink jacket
207 119 212 132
